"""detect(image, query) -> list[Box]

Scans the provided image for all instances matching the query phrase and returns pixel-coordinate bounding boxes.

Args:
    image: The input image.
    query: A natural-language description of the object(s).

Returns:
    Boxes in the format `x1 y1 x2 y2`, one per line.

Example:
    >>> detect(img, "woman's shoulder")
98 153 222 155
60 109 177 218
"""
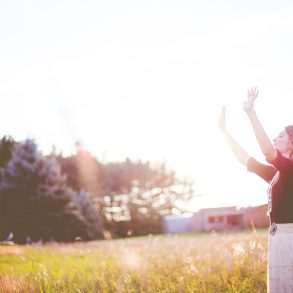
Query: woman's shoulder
267 151 293 174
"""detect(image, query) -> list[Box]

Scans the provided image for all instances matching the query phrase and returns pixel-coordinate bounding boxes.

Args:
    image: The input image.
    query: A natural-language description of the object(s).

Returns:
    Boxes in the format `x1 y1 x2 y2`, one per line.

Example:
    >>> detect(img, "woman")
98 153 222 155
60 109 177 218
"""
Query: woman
219 87 293 292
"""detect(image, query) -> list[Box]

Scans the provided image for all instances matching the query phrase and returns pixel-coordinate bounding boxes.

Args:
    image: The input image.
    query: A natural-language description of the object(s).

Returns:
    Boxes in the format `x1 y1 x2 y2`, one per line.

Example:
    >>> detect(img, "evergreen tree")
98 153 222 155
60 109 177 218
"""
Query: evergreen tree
0 139 103 243
0 136 15 169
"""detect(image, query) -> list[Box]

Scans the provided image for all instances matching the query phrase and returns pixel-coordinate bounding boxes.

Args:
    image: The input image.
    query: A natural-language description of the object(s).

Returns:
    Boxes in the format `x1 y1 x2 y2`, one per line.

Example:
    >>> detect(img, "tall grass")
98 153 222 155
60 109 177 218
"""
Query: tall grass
0 230 267 292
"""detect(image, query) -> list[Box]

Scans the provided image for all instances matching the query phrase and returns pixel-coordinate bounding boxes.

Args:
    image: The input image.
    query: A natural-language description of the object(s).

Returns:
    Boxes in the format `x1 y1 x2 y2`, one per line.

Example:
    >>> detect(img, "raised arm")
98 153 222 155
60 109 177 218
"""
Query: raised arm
219 106 250 166
243 87 277 161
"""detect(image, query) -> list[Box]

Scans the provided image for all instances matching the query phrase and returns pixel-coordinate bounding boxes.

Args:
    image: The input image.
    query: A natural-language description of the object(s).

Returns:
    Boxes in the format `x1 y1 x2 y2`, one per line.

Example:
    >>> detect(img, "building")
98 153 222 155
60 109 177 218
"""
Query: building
163 214 193 234
188 206 244 232
163 204 269 234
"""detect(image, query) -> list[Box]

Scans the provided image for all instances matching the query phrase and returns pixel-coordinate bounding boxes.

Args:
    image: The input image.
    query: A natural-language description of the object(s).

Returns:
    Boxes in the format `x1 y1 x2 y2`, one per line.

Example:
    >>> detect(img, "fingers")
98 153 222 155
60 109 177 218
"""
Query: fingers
255 87 259 97
247 86 259 98
220 106 226 120
222 105 226 115
251 86 258 97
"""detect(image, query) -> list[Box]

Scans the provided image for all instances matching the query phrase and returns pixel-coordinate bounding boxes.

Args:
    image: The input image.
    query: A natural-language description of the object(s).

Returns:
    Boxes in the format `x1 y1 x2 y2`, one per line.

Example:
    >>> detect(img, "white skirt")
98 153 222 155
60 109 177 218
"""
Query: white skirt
268 223 293 293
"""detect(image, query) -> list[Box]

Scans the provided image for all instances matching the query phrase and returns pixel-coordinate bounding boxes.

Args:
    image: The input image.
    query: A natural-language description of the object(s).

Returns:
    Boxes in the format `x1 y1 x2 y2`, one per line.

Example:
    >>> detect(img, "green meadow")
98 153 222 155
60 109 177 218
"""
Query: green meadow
0 230 267 293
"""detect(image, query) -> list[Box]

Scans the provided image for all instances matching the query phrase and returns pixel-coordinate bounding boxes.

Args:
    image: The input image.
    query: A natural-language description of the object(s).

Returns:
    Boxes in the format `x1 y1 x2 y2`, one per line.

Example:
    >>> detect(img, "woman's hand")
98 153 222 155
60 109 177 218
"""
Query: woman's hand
243 87 258 113
219 106 226 132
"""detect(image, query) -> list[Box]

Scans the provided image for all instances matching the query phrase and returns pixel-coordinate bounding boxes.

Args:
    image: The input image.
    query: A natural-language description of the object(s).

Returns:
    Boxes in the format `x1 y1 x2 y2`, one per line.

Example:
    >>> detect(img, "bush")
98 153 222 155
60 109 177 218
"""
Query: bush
0 139 103 243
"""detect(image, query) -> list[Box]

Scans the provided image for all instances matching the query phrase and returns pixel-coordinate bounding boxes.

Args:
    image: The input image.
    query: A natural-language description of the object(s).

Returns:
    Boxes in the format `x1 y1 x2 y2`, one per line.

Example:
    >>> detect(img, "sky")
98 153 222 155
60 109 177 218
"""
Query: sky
1 0 293 210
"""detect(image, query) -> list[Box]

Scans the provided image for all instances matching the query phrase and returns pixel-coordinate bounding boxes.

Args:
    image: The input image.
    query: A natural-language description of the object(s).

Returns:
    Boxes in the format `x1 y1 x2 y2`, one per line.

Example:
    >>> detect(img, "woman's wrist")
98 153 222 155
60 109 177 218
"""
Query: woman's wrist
246 109 256 117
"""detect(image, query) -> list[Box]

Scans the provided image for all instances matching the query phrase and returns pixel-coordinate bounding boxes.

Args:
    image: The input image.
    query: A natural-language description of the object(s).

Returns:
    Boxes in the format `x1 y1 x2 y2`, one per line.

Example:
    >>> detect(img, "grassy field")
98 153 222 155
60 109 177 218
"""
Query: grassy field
0 230 268 292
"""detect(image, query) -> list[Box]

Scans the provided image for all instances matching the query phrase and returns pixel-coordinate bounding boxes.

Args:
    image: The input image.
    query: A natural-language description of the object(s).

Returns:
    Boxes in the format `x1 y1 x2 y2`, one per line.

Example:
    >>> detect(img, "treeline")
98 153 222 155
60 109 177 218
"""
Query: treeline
0 136 196 243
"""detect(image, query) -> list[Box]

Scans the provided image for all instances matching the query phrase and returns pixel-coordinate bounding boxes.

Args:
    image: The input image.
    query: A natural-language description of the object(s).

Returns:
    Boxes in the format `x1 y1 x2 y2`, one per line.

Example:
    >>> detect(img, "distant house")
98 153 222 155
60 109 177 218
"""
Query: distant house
188 206 245 232
163 204 269 234
163 215 193 234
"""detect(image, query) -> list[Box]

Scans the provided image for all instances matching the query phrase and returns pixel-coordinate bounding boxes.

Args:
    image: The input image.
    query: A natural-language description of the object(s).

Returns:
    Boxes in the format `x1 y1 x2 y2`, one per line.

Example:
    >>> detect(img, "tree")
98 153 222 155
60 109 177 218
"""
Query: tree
0 136 15 168
54 144 108 208
101 160 196 237
0 136 15 185
0 139 103 243
56 147 197 238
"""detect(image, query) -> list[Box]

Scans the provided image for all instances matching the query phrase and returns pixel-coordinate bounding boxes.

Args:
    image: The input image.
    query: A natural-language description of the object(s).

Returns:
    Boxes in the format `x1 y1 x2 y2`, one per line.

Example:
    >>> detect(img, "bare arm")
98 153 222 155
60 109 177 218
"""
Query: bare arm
219 107 250 166
243 87 277 161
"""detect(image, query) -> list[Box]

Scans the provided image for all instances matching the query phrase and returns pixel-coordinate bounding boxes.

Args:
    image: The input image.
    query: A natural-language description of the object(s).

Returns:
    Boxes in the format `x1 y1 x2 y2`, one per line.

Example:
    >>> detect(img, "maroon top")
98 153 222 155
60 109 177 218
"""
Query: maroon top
247 151 293 223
